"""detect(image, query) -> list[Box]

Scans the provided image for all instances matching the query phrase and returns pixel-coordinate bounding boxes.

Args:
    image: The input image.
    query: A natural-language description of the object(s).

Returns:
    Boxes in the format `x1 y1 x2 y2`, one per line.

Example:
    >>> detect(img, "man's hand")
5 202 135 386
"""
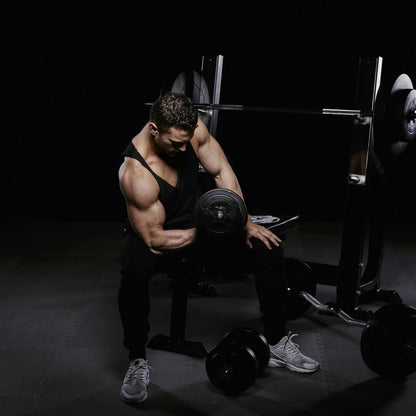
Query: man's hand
245 220 282 249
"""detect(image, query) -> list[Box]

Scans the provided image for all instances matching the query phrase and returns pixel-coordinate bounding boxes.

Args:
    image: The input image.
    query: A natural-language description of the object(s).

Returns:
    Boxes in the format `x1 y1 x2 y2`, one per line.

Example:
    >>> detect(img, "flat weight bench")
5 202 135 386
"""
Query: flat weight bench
147 214 300 358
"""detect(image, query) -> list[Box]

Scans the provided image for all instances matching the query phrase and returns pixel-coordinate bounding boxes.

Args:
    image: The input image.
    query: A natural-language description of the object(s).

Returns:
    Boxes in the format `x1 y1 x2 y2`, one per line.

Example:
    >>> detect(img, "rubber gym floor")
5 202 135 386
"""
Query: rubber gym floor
1 220 416 416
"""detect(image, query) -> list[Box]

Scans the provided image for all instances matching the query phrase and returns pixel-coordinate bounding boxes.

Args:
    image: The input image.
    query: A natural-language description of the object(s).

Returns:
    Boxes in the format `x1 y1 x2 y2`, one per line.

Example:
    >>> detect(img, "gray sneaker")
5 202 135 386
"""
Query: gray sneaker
269 332 319 373
120 358 150 404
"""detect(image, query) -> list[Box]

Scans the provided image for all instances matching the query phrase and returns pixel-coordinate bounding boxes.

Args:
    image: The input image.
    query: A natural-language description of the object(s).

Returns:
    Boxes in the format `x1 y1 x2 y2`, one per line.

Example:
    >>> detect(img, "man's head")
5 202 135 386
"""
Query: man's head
150 92 198 134
149 92 199 157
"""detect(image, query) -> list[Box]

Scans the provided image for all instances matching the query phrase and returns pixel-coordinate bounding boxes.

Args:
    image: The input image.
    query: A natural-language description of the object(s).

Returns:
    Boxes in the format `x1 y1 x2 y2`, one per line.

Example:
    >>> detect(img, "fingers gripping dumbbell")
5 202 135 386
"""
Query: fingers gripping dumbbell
205 328 270 395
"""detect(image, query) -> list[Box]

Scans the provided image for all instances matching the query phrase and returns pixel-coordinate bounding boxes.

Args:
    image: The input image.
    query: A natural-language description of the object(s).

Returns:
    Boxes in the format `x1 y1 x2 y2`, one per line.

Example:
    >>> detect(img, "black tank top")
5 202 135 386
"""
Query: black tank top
121 141 202 230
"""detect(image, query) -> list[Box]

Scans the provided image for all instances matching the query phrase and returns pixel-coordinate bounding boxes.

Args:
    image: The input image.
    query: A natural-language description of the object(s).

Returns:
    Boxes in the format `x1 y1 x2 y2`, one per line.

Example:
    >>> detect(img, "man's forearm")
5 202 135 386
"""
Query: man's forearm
148 227 197 254
214 171 244 202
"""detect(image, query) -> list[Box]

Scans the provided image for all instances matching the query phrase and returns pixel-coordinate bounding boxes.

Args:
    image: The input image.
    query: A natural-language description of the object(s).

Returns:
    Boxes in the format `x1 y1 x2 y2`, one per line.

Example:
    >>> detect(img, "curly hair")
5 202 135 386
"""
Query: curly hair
149 92 198 133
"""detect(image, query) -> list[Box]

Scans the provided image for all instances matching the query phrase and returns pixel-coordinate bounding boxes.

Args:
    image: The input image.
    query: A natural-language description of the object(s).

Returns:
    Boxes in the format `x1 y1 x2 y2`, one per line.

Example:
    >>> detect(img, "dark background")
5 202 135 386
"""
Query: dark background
2 1 416 224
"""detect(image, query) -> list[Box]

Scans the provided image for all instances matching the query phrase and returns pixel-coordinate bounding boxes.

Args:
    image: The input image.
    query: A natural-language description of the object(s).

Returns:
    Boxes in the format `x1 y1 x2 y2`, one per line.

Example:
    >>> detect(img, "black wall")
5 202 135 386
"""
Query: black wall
2 2 416 223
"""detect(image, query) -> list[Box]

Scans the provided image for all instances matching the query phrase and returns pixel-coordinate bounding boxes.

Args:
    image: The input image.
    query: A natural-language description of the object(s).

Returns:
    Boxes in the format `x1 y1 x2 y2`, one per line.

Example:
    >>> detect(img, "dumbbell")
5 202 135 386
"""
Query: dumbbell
205 327 270 395
194 188 248 239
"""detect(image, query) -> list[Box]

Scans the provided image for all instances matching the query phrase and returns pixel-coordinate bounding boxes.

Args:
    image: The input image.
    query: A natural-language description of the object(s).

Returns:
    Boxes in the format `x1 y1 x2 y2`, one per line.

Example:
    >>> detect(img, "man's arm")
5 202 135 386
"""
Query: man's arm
193 120 243 197
119 162 197 254
194 120 281 249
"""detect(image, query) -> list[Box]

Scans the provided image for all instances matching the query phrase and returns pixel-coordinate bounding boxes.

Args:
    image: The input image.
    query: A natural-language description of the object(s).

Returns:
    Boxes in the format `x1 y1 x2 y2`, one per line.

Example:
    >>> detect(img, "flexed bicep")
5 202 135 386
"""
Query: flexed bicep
119 162 165 248
120 161 197 254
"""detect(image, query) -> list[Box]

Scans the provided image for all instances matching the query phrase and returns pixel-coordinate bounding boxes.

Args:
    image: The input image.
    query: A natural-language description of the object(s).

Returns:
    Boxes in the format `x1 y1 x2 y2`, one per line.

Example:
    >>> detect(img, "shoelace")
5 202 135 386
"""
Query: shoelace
125 360 150 384
282 332 301 357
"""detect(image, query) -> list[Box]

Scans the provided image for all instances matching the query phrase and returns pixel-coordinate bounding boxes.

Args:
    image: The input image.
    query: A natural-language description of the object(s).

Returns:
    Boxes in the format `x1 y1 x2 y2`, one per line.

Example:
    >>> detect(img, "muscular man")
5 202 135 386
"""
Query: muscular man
118 92 319 404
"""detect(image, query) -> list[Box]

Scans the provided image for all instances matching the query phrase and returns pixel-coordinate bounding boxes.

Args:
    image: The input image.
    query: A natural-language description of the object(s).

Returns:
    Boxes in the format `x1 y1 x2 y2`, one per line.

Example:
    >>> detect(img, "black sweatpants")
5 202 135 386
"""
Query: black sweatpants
118 228 288 360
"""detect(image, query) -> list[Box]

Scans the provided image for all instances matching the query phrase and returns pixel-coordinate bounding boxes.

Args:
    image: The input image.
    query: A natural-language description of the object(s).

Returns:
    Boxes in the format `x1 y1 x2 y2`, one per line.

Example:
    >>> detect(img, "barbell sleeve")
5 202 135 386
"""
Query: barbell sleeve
321 108 364 117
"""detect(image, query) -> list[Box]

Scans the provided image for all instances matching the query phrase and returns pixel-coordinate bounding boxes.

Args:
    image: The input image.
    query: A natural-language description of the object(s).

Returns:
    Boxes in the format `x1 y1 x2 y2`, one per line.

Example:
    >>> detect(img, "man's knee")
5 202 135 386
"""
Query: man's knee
249 237 285 261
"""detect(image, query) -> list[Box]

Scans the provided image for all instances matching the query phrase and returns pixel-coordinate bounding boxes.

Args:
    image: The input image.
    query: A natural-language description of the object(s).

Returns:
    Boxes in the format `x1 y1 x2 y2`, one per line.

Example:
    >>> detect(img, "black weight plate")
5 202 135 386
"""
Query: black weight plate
220 327 270 373
195 189 248 238
284 258 317 320
360 303 416 378
206 343 258 395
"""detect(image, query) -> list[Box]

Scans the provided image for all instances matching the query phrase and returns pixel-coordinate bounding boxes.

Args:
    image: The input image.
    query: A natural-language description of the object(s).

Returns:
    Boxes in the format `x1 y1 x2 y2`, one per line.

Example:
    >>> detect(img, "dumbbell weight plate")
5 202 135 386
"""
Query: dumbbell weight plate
220 327 270 373
206 342 258 395
194 188 248 239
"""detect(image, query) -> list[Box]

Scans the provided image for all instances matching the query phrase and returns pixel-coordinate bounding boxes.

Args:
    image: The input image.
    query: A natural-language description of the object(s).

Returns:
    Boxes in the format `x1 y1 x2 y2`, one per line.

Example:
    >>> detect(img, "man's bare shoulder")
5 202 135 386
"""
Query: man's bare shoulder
191 118 211 148
119 157 159 207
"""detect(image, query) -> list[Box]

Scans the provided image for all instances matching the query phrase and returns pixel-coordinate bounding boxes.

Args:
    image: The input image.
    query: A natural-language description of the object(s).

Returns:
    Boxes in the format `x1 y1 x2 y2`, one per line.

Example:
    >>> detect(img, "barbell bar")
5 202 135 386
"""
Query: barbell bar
144 101 368 118
144 100 416 121
193 104 369 118
299 291 368 327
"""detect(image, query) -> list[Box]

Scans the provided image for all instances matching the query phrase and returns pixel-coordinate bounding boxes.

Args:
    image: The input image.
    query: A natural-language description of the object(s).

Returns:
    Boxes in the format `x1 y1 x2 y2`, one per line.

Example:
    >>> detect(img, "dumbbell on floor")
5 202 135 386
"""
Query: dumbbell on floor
205 327 270 395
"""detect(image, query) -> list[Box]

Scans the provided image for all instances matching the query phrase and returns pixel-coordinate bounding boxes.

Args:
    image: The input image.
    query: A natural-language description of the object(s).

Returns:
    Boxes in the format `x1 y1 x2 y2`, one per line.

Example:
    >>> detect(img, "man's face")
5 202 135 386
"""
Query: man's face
152 124 194 158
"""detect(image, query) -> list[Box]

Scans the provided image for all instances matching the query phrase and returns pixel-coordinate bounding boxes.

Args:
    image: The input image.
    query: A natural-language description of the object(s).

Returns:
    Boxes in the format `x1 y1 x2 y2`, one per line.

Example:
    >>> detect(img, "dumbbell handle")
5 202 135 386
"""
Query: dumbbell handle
299 291 368 328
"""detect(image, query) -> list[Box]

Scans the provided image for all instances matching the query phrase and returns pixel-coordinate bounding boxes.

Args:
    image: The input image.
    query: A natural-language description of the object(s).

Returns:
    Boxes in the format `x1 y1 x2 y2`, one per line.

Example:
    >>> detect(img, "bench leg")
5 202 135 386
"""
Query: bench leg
147 275 208 358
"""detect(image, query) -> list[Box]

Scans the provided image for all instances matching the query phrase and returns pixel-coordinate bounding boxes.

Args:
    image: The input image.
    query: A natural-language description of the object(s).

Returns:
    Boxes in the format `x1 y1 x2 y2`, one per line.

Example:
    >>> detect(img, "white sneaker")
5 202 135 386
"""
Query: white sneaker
120 358 150 404
269 332 319 373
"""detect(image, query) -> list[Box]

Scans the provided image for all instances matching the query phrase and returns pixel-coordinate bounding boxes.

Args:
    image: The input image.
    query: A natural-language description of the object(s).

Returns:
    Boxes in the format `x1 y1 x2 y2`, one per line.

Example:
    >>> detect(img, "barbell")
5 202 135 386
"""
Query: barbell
149 71 416 151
